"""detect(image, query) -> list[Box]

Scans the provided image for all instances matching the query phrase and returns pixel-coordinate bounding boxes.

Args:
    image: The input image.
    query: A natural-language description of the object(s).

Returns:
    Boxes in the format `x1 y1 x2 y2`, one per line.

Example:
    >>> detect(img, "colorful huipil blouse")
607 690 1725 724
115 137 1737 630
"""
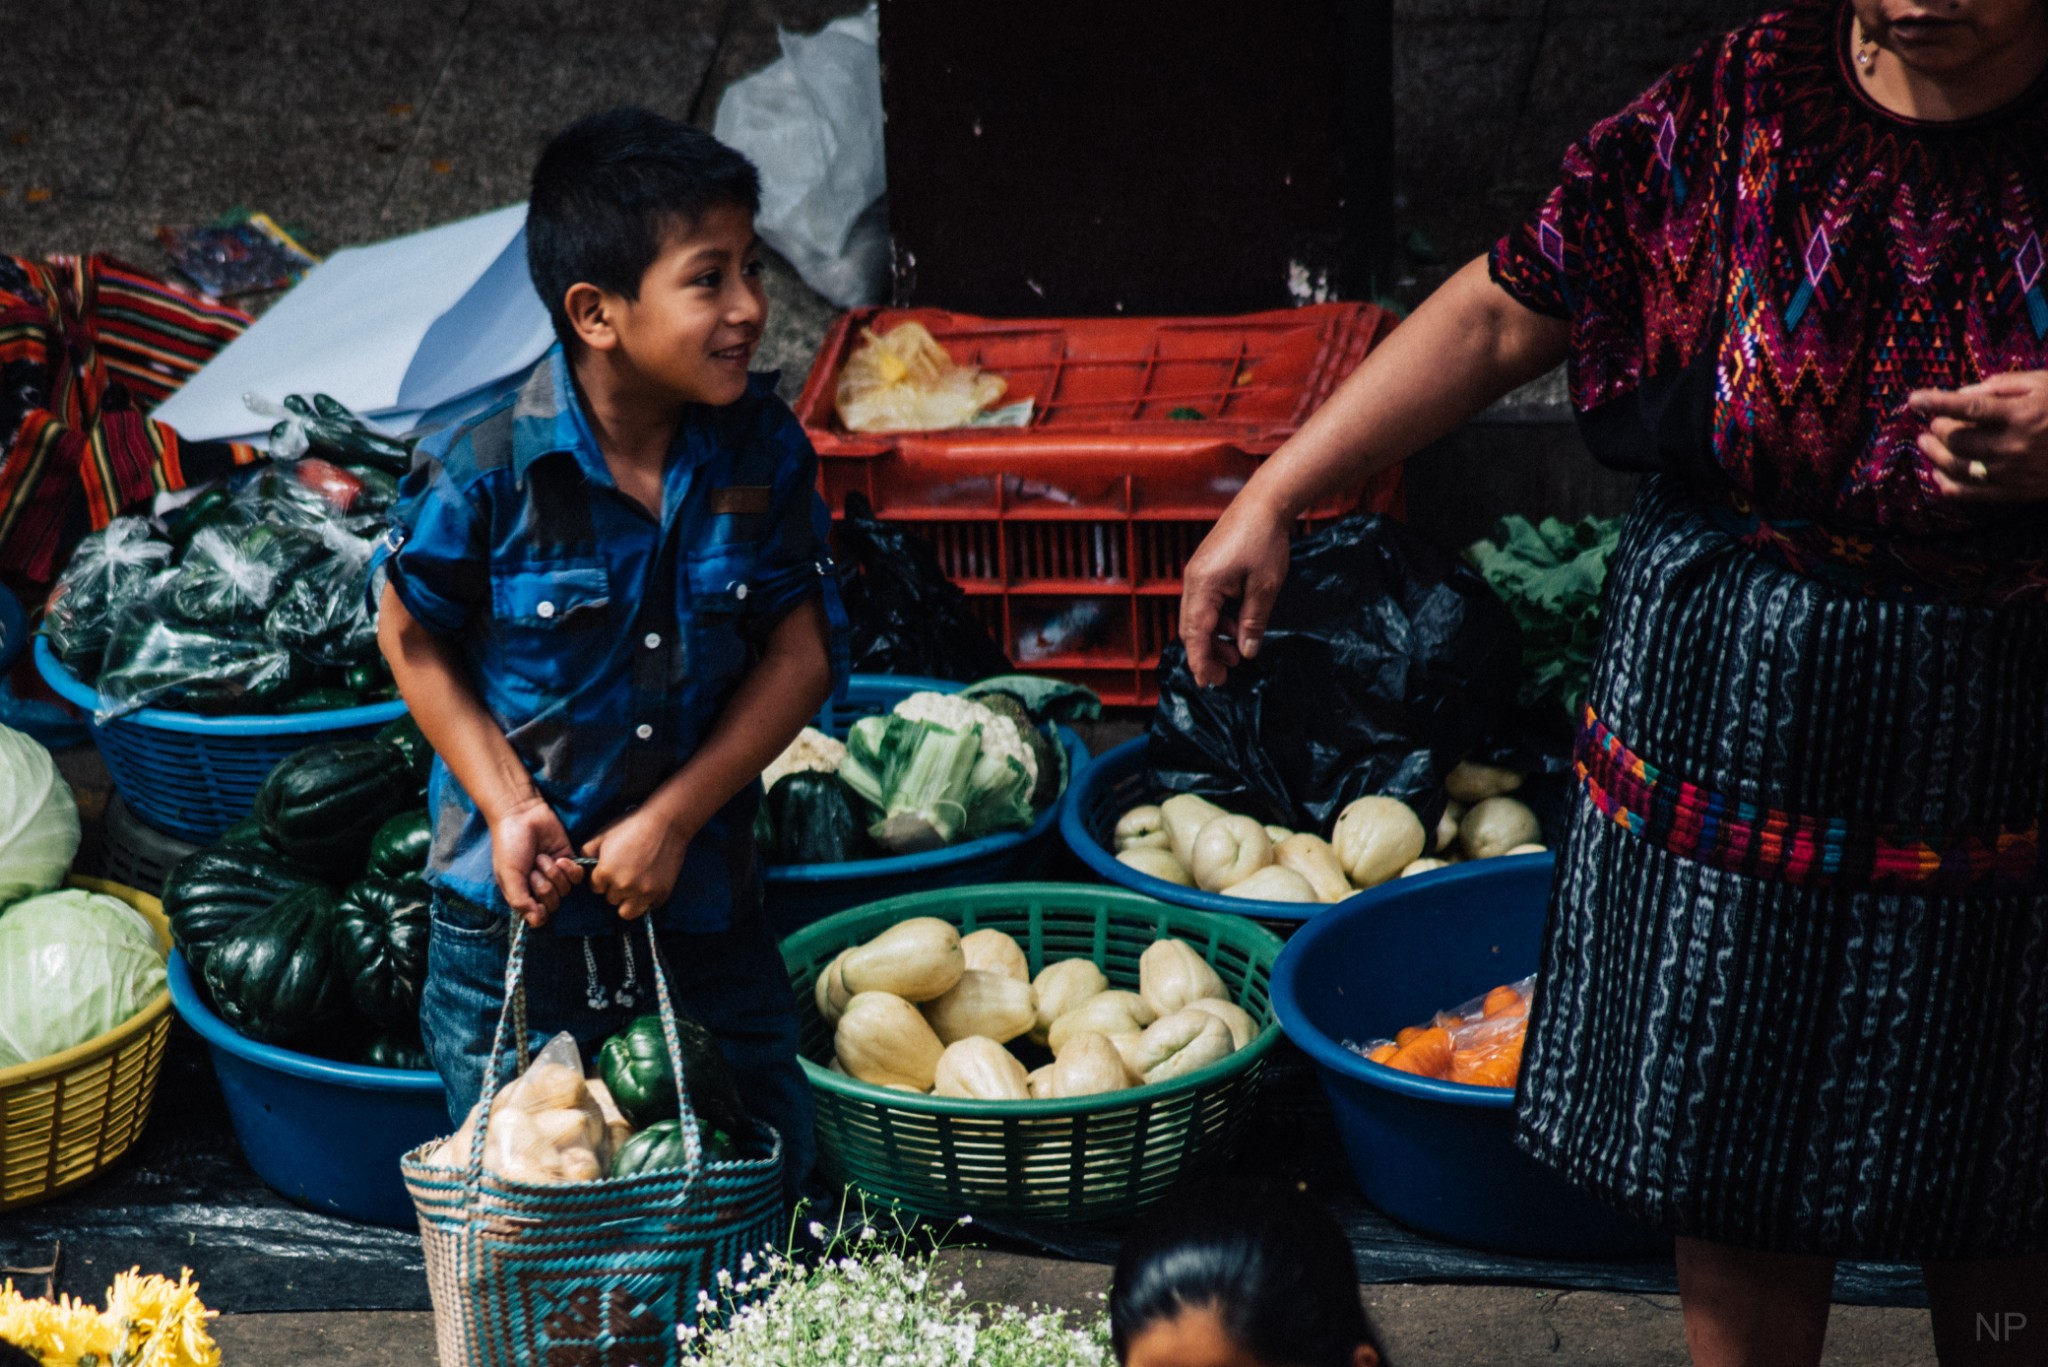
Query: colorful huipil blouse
1490 0 2048 603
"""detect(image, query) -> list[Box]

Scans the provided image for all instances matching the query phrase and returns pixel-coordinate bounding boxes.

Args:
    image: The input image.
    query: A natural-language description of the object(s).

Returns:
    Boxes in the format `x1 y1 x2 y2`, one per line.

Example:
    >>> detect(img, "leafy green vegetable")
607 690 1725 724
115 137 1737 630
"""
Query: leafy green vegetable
0 889 165 1068
960 675 1101 725
1464 515 1622 717
0 725 81 909
838 692 1039 854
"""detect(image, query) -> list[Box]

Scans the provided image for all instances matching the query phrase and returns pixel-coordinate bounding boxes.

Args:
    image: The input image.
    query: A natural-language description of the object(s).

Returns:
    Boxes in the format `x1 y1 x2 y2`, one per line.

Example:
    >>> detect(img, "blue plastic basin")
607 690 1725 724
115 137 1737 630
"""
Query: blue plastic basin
1062 736 1347 924
764 676 1090 936
1270 856 1672 1260
167 953 446 1228
36 637 408 842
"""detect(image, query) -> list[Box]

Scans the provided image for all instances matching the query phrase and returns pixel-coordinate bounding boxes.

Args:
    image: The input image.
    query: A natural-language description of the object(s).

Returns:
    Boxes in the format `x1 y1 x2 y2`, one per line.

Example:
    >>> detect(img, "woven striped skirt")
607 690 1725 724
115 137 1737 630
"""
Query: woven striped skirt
1513 478 2048 1260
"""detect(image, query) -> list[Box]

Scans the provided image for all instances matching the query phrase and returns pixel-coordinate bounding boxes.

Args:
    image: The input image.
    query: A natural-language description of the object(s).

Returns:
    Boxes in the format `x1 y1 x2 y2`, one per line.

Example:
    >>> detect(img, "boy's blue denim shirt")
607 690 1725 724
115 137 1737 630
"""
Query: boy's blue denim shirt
369 345 849 936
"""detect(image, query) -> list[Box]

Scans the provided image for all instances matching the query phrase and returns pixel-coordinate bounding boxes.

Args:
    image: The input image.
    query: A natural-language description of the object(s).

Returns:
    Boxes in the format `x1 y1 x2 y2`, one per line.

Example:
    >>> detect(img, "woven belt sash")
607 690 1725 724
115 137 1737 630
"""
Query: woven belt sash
1575 708 2044 895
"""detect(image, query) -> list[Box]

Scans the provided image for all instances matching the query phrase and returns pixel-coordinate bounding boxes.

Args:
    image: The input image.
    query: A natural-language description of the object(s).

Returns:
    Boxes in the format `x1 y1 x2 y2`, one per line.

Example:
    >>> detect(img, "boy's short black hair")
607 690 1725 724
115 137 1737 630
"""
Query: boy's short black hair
527 106 761 348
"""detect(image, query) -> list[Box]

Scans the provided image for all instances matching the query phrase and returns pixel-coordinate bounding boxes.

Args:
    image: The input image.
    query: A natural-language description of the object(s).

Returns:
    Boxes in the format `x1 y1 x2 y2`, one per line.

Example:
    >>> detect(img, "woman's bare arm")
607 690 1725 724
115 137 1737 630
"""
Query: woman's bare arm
1180 257 1571 685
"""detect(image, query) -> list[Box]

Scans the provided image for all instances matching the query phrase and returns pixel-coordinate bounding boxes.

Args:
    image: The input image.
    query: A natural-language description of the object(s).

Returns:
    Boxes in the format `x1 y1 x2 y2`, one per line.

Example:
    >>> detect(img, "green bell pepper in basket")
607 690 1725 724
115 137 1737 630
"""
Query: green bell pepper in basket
596 1011 753 1139
609 1117 738 1176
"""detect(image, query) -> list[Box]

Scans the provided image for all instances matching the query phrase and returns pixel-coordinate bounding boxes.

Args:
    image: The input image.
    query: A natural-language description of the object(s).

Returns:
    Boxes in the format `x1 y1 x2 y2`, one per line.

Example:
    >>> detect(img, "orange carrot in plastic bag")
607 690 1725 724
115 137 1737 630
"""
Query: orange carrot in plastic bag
1385 1026 1454 1079
1351 974 1537 1088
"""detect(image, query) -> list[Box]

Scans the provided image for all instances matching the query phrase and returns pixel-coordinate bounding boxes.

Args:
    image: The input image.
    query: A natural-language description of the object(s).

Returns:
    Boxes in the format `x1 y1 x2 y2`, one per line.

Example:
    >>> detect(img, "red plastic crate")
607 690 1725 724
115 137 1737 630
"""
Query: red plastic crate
794 304 1403 705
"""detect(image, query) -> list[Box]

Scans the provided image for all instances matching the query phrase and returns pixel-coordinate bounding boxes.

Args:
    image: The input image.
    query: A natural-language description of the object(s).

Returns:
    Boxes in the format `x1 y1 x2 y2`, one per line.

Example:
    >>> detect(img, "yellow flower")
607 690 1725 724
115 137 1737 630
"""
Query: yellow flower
7 1292 124 1366
105 1268 218 1367
0 1269 216 1367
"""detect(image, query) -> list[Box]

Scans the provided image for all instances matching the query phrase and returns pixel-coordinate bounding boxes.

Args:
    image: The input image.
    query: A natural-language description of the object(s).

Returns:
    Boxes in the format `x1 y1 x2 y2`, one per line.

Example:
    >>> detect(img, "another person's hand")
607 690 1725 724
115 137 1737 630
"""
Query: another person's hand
1179 493 1293 687
582 808 690 922
490 797 584 928
1909 372 2048 502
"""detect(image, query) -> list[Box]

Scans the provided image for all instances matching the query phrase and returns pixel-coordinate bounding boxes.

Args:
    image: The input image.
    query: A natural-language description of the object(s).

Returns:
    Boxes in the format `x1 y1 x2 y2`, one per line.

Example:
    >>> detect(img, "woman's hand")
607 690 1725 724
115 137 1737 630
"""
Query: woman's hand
1174 258 1568 688
490 797 584 928
1180 491 1294 687
1910 373 2048 501
582 808 690 922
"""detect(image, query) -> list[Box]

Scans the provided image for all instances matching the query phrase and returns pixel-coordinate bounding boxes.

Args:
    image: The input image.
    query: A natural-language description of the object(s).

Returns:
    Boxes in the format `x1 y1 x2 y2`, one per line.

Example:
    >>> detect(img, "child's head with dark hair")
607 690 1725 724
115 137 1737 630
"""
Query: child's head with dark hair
527 107 760 350
1111 1181 1384 1367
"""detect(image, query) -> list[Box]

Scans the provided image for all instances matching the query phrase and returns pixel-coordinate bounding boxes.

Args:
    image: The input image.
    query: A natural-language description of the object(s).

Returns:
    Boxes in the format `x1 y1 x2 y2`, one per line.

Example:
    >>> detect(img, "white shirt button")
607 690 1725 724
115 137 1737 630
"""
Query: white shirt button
732 582 750 601
535 600 555 620
634 723 654 740
643 632 661 649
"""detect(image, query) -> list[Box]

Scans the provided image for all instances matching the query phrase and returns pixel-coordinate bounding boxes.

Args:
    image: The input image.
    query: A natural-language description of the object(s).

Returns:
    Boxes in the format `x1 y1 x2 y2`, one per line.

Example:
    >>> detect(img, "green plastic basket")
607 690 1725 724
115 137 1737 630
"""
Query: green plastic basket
780 883 1286 1224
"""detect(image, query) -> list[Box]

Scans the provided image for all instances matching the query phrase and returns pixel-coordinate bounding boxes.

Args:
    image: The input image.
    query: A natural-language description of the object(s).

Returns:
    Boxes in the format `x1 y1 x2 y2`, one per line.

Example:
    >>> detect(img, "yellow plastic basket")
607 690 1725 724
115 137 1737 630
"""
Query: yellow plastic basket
0 877 173 1212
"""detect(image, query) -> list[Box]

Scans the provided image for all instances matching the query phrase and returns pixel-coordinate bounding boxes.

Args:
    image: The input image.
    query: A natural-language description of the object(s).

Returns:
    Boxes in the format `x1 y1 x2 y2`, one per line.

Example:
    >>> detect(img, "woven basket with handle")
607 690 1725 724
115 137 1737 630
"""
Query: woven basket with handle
402 918 783 1367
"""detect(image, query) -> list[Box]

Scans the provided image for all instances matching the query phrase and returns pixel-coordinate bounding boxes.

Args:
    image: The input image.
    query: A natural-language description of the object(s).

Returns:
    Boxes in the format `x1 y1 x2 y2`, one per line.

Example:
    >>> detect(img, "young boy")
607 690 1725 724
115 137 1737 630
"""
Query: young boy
372 107 844 1199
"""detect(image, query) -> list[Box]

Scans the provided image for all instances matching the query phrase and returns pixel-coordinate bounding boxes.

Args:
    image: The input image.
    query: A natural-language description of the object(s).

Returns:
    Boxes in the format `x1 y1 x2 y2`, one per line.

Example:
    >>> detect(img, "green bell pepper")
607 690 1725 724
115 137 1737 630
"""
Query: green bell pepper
596 1011 752 1138
608 1117 738 1177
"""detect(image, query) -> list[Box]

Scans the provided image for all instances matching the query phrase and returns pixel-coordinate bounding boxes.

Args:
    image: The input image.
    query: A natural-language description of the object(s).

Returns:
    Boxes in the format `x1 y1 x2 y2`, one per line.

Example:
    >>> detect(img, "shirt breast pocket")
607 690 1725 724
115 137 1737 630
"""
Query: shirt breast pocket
685 542 758 686
489 563 611 692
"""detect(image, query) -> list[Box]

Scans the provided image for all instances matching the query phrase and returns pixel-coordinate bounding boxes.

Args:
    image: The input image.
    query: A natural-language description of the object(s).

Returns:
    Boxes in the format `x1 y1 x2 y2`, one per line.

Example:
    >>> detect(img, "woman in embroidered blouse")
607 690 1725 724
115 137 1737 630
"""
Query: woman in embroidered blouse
1184 3 2048 1364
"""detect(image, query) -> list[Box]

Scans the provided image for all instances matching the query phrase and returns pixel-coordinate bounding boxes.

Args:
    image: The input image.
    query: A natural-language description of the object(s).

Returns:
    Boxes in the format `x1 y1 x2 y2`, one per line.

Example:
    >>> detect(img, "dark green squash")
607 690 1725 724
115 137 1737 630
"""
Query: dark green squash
254 740 419 880
375 715 433 787
763 772 867 865
201 885 354 1048
162 846 322 981
608 1117 739 1177
596 1012 752 1138
365 810 432 880
217 815 274 850
333 877 431 1030
362 1031 433 1072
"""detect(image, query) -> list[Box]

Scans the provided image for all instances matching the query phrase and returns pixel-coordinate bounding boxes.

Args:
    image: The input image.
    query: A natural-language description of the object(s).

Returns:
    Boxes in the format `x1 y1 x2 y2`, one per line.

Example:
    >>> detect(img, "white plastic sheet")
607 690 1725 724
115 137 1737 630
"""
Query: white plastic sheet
151 205 552 446
714 6 888 307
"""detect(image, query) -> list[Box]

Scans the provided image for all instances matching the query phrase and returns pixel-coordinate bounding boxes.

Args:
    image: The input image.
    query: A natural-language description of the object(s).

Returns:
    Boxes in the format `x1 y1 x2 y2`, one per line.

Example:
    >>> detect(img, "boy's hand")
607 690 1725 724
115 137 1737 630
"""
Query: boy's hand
491 797 585 927
582 808 690 922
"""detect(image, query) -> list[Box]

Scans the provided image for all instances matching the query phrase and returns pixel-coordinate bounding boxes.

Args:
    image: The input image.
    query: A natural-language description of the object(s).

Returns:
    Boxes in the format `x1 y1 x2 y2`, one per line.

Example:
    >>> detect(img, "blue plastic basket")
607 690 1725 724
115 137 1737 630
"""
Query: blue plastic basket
34 636 407 843
1062 736 1356 924
167 951 446 1228
765 675 1091 936
1270 856 1671 1260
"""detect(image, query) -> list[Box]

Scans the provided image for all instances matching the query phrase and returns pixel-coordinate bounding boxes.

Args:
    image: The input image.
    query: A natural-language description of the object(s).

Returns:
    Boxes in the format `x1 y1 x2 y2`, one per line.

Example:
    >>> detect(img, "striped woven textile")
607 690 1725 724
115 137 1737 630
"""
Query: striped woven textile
0 255 260 594
1576 708 2045 894
1515 477 2048 1260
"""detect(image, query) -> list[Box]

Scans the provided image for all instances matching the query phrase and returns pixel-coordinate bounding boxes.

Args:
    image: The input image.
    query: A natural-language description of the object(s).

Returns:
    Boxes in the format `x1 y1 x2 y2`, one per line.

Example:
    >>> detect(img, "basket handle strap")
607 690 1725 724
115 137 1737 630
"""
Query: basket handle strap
639 915 708 1182
461 916 531 1202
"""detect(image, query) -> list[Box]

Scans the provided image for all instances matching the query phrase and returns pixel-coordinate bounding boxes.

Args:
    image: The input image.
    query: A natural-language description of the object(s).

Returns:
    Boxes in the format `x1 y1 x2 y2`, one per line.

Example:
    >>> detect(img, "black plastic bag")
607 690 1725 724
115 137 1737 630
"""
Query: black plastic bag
837 491 1012 682
1147 514 1522 833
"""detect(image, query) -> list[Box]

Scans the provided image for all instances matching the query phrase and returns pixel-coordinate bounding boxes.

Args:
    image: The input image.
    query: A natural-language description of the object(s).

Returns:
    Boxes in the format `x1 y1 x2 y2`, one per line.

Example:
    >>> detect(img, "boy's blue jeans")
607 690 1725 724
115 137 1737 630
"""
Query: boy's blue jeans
419 892 814 1206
